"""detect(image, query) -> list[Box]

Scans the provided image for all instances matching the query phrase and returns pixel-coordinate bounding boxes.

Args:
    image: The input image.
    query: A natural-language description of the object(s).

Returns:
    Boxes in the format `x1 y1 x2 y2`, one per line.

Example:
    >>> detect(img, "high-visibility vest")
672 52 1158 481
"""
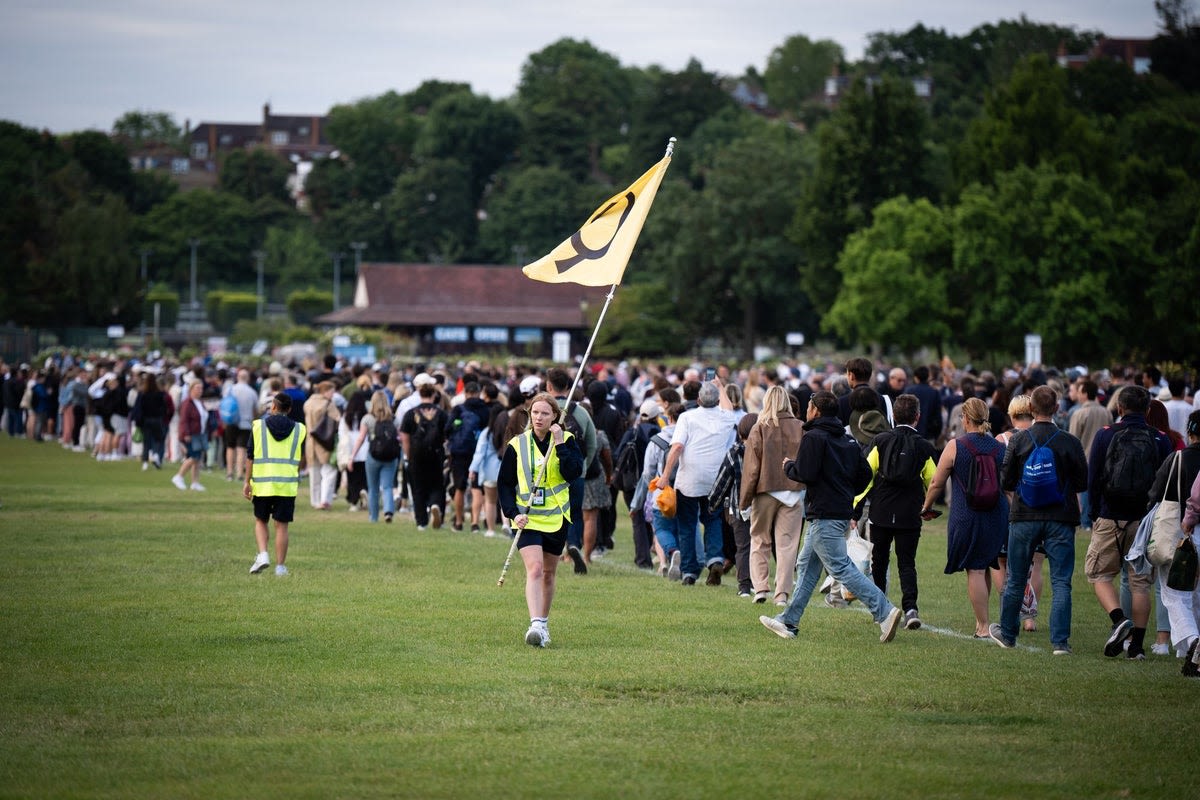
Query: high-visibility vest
510 430 573 533
249 418 306 497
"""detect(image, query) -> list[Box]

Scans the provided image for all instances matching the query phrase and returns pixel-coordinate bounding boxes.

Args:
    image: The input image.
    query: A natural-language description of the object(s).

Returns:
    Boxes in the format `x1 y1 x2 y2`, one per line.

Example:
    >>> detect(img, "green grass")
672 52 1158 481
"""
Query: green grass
1 436 1196 799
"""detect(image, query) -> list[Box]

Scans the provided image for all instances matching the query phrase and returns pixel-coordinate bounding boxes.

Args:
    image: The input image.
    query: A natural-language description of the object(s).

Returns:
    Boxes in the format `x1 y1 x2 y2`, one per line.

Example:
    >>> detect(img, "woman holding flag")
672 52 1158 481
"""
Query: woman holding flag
498 392 583 648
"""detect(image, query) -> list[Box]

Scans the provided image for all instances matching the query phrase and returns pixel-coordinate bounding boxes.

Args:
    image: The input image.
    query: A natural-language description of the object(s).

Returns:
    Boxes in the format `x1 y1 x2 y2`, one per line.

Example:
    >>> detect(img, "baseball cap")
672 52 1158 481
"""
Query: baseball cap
413 372 435 387
639 399 662 419
519 375 541 396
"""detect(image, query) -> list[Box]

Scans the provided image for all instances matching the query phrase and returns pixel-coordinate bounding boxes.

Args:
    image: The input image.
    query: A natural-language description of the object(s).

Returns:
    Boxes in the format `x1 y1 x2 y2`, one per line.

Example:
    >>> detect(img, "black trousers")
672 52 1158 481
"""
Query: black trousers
869 524 921 613
409 465 446 527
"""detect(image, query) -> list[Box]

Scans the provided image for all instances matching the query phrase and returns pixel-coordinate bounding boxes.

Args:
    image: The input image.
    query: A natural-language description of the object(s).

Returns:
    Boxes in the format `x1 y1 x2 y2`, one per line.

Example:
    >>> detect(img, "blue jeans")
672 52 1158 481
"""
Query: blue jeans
778 518 895 627
674 492 724 579
1000 520 1074 647
566 476 585 549
365 454 398 522
652 509 679 556
1079 490 1092 529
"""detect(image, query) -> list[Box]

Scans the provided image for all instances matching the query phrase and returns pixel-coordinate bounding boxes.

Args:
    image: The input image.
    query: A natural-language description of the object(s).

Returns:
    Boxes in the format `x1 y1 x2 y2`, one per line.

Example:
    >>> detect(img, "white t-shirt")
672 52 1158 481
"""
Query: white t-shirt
669 406 735 497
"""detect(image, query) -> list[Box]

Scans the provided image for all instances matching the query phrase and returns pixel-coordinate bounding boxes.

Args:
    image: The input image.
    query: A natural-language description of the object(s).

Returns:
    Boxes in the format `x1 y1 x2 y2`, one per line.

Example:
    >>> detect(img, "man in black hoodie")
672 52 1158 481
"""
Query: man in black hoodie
244 393 306 576
759 391 904 643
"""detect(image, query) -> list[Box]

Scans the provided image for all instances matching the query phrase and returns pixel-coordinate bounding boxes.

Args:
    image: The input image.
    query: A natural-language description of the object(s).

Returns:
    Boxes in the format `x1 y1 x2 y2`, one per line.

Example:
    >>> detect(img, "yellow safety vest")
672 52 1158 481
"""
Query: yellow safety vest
511 430 573 533
249 418 306 497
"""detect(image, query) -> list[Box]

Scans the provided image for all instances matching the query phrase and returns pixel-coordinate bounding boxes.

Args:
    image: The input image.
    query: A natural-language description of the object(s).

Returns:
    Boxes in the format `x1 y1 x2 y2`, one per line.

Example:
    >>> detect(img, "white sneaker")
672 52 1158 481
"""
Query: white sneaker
172 475 187 491
275 564 289 576
524 625 545 647
1151 642 1171 656
142 462 149 471
666 550 682 581
250 552 270 574
880 607 903 643
484 529 497 538
189 482 206 491
760 615 797 639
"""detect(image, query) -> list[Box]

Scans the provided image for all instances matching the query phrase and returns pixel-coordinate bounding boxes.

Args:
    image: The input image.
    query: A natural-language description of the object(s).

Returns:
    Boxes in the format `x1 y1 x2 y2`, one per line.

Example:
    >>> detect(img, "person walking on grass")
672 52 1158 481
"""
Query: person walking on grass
498 392 583 648
173 379 208 491
244 393 306 576
759 391 904 643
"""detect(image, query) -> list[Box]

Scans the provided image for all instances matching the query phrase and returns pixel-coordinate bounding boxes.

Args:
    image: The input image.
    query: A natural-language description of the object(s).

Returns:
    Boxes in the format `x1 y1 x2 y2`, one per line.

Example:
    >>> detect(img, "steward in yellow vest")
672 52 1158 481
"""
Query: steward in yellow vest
496 392 584 648
244 393 306 576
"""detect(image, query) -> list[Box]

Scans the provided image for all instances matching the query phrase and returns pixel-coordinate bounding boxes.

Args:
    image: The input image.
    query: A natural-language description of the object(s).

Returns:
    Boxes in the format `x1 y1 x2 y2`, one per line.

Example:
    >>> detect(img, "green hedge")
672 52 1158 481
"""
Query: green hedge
216 292 259 332
287 288 333 326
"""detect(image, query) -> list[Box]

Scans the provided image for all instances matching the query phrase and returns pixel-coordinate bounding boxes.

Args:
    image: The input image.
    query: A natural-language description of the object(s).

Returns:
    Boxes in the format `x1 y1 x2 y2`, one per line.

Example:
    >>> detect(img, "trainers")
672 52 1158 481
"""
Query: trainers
774 594 789 608
428 506 442 529
470 524 480 534
1183 640 1200 677
151 453 161 469
567 545 587 575
1151 642 1170 656
904 609 922 630
172 474 187 491
738 589 752 598
880 607 903 643
988 623 1015 649
189 482 205 491
451 522 463 532
754 591 769 603
142 462 149 471
705 562 722 586
275 564 288 576
666 550 682 582
524 625 545 647
824 593 848 609
1126 646 1146 661
1103 618 1134 657
1052 643 1072 655
760 615 797 639
681 575 696 586
484 529 497 538
249 552 270 574
384 512 393 523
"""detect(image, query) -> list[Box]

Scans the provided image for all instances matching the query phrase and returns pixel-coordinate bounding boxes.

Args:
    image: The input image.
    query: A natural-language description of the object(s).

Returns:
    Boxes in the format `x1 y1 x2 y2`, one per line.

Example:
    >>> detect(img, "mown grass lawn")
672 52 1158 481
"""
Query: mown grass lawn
0 436 1195 799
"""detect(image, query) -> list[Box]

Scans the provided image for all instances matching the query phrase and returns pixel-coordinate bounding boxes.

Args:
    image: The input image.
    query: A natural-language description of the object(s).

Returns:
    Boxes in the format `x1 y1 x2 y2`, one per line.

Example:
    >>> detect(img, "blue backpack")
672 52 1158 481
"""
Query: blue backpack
1018 429 1064 508
219 393 239 426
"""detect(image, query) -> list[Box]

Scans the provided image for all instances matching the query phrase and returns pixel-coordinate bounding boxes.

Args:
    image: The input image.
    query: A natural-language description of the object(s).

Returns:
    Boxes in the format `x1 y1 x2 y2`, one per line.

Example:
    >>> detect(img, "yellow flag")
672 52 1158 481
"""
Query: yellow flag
522 155 671 286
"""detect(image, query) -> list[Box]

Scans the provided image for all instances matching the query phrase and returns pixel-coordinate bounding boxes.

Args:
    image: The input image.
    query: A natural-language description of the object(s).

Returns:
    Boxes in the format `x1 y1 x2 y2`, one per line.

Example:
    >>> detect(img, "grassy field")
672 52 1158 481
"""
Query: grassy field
1 435 1196 799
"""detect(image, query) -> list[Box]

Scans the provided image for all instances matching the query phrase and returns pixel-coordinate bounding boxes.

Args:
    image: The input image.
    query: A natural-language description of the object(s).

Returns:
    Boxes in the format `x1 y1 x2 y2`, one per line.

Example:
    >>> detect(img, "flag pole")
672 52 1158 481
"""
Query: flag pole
498 137 675 587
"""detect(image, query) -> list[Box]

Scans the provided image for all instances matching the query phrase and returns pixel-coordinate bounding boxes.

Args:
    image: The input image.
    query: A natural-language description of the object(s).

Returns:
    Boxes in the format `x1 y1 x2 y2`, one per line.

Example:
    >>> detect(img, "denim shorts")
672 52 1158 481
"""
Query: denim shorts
186 434 208 460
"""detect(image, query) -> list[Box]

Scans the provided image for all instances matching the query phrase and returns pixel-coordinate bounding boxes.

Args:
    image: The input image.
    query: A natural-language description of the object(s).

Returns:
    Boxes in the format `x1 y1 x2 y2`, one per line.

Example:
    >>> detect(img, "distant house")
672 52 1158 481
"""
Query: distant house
316 263 611 356
129 103 334 196
1057 38 1153 74
823 67 933 108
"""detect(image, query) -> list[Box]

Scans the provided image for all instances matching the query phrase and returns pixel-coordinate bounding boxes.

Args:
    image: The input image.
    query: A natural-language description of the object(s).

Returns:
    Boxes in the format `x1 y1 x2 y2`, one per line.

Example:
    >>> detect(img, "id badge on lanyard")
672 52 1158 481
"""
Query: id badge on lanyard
531 488 545 506
530 440 547 506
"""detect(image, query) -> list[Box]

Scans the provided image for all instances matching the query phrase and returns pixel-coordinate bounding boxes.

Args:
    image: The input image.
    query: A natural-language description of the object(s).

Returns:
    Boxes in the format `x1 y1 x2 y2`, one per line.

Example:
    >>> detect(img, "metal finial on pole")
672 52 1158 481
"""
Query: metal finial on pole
665 137 677 158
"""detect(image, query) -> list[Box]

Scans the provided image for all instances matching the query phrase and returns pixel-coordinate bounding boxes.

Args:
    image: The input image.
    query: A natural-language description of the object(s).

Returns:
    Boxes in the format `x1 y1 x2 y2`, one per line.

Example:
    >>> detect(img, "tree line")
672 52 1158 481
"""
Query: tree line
1 6 1197 368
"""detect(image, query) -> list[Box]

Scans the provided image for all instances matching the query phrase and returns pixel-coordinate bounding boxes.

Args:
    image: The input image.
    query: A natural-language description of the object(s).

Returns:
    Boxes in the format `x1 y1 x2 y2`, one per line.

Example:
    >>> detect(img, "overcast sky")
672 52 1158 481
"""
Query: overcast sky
0 0 1161 134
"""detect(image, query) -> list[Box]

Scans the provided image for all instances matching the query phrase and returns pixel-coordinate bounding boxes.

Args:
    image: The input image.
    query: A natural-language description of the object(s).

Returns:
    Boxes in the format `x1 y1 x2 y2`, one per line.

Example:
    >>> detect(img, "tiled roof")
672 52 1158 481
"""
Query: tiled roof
316 263 611 328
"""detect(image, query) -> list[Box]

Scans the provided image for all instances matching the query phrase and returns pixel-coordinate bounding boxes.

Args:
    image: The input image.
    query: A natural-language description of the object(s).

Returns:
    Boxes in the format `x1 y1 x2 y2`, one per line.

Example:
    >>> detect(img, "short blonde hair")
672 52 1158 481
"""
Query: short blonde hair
1007 394 1033 420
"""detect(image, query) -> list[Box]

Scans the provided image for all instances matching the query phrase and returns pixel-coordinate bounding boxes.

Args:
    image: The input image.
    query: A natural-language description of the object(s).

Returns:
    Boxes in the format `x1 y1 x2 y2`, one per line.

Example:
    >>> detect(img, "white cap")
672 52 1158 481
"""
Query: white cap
639 399 663 419
413 372 435 387
519 375 541 396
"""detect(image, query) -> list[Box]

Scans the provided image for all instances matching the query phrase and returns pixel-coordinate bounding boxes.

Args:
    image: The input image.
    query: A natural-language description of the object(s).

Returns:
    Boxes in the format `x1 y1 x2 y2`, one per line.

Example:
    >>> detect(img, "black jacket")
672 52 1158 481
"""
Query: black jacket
1148 442 1200 519
861 426 937 529
786 415 872 520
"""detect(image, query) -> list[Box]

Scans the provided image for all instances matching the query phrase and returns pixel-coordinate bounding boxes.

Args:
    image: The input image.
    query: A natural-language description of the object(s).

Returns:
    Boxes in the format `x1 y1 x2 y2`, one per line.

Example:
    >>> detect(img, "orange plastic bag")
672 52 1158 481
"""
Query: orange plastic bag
650 476 677 518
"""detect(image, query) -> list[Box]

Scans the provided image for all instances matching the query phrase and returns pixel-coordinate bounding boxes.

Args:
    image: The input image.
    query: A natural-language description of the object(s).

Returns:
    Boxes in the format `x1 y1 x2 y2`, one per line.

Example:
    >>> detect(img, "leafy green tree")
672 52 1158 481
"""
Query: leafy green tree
287 288 334 325
403 79 472 113
262 224 327 296
594 281 690 358
313 198 392 261
325 92 422 201
824 197 952 356
478 165 589 264
219 148 292 204
112 110 183 148
790 75 934 314
387 158 475 262
415 90 521 202
63 130 135 205
951 165 1152 363
517 38 632 180
134 190 262 290
954 54 1114 190
1151 0 1200 91
623 59 737 181
763 34 844 115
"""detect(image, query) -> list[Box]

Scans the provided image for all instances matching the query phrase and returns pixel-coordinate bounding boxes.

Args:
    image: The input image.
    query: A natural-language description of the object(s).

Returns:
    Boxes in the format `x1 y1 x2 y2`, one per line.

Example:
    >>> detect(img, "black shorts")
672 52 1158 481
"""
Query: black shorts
517 525 567 556
253 495 296 523
449 454 471 491
224 426 250 449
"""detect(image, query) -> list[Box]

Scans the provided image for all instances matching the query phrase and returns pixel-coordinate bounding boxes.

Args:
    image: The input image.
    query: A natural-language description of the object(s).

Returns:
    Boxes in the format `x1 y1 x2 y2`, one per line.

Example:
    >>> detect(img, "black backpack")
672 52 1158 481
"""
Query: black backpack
612 427 650 494
876 429 922 485
409 409 444 462
369 419 401 462
1101 425 1159 506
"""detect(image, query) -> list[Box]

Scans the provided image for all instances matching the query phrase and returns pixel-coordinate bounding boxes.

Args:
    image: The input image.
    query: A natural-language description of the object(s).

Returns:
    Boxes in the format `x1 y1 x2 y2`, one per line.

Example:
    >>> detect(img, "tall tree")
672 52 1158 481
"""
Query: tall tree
325 92 422 202
111 110 183 148
219 148 292 205
477 165 589 264
763 34 844 115
824 196 952 357
387 158 475 263
134 190 263 290
516 38 632 180
790 75 933 314
415 90 521 202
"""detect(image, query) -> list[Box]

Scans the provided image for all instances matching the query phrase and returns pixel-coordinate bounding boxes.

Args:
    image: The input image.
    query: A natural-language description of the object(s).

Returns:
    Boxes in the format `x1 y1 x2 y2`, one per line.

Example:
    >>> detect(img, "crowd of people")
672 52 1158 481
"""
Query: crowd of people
3 351 1199 666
